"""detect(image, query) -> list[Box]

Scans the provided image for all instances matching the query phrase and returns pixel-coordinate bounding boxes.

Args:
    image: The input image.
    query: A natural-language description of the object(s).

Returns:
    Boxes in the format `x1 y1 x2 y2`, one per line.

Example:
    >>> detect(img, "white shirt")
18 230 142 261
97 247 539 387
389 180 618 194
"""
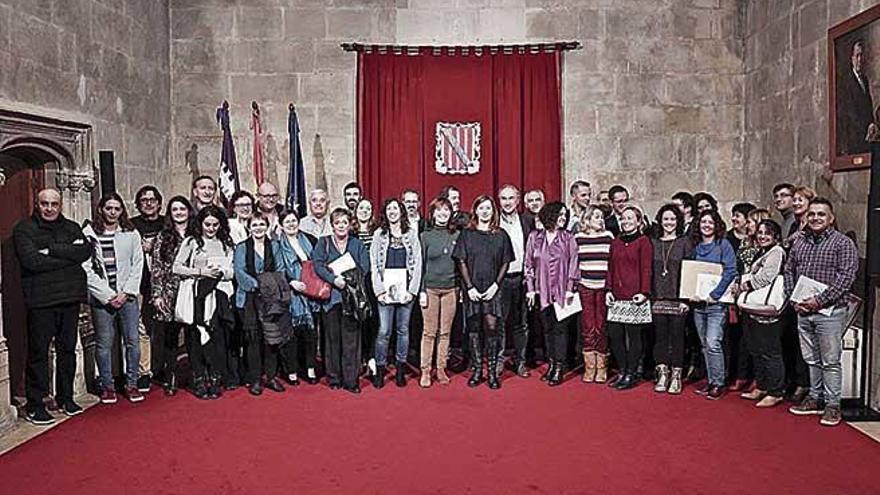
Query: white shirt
500 213 525 274
300 215 331 238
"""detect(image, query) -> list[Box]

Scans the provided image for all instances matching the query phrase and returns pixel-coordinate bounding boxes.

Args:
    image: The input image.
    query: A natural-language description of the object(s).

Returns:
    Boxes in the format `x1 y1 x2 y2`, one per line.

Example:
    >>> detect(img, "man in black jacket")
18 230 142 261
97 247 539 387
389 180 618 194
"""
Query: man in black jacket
13 188 92 425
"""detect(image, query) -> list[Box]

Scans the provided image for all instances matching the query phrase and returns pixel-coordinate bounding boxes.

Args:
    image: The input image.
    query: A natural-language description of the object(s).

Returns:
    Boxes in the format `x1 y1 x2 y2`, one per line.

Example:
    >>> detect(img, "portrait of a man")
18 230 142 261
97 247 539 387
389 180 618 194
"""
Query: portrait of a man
836 39 875 156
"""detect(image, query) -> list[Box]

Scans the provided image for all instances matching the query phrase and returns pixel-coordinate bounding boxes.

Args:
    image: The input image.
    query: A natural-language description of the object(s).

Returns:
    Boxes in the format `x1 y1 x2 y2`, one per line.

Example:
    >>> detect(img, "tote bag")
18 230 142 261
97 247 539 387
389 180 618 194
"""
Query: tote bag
736 275 786 317
299 260 331 301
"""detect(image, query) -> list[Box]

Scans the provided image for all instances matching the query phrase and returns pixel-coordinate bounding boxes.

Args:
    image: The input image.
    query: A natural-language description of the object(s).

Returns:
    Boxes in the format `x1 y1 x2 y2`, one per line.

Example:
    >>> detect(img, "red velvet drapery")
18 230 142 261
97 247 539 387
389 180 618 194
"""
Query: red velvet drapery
357 48 562 213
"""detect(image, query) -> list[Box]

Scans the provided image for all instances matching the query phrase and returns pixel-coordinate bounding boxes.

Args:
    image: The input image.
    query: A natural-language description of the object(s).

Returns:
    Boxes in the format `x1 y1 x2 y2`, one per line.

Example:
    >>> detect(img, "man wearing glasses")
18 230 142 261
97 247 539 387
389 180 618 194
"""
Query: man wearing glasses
772 183 796 237
257 182 283 236
131 185 165 393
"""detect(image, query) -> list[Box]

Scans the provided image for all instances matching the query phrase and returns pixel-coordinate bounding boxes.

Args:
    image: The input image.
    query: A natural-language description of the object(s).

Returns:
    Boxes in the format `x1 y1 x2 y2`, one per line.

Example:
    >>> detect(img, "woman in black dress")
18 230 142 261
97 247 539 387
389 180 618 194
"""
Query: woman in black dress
452 195 514 390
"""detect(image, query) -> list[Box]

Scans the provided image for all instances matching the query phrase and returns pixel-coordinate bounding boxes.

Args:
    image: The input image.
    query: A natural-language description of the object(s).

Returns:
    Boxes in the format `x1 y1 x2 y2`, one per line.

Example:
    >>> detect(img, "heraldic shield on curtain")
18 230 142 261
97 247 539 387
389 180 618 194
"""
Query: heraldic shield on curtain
357 47 563 212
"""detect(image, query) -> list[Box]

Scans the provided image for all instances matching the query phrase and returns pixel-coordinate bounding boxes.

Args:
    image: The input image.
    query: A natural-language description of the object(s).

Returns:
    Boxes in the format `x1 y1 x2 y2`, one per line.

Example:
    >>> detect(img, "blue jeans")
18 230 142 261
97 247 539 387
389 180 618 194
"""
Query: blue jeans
375 301 414 366
693 303 727 387
797 307 847 407
93 298 141 389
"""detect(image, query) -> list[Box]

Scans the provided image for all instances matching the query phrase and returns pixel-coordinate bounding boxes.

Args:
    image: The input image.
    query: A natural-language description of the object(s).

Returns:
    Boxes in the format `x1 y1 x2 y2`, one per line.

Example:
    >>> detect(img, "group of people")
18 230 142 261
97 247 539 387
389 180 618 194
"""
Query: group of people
14 176 858 428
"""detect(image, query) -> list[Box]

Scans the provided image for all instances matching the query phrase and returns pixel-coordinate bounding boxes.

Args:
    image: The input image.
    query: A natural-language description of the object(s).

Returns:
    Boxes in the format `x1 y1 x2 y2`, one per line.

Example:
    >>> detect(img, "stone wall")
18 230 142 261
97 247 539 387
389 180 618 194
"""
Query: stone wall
170 0 744 215
0 0 171 200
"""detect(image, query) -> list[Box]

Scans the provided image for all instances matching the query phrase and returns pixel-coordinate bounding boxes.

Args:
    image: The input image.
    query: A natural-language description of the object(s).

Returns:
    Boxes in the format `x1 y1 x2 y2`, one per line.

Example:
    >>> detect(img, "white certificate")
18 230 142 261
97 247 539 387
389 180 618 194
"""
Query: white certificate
554 295 583 321
328 252 356 276
694 273 735 304
791 275 833 316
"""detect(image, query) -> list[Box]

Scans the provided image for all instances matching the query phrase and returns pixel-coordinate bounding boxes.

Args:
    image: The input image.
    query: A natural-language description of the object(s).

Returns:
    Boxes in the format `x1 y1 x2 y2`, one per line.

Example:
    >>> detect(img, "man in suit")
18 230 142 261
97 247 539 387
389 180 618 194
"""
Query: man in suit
605 185 630 237
837 39 875 156
402 189 426 233
498 184 536 377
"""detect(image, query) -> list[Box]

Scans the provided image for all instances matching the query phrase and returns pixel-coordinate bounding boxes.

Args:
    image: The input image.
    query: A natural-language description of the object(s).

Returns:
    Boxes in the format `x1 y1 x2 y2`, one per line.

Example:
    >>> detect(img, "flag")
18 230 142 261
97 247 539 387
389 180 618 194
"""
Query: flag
287 103 307 218
250 100 265 187
216 100 240 201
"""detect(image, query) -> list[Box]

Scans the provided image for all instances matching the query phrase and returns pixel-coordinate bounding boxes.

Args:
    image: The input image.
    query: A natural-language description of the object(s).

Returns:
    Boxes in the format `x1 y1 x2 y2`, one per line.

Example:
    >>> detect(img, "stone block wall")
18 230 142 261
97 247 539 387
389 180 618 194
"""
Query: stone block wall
0 0 171 201
170 0 745 216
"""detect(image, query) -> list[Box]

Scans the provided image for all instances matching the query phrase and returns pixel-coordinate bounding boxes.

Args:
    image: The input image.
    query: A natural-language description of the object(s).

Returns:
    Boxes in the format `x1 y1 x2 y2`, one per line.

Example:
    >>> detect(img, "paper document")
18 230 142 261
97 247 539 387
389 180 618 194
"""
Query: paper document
328 253 356 275
383 268 409 304
554 296 583 321
694 273 735 303
791 276 833 316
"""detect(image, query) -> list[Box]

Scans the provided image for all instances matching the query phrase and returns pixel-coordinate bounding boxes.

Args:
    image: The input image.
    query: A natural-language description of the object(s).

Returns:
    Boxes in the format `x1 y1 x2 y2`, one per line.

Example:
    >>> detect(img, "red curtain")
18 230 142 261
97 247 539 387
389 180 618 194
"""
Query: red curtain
358 49 561 213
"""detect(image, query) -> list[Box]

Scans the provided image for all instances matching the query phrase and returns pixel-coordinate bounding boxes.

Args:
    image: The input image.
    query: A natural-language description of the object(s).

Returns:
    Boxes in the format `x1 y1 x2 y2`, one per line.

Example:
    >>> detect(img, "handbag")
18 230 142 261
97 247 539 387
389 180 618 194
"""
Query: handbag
174 278 196 324
736 275 786 317
300 260 331 301
607 300 652 324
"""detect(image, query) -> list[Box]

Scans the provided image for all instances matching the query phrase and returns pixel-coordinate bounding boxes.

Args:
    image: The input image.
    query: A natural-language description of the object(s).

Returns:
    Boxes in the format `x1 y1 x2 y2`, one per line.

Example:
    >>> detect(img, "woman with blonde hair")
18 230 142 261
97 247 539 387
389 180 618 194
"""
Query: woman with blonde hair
574 204 613 383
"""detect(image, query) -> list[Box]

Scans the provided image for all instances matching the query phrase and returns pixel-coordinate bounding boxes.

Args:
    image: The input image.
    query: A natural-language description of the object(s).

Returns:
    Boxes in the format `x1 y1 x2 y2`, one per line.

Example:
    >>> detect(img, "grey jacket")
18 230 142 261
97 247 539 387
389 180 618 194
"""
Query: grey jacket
82 224 144 305
370 227 422 296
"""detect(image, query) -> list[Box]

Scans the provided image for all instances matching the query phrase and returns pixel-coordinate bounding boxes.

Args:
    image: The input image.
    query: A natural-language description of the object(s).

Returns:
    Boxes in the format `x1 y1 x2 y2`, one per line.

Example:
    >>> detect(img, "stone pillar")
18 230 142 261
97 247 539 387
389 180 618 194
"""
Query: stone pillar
0 168 17 430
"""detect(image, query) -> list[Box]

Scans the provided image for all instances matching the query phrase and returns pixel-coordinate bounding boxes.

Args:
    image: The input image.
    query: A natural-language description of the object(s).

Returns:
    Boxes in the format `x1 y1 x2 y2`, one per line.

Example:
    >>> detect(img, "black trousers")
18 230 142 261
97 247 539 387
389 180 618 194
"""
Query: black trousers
242 329 262 385
323 305 360 387
781 308 809 388
186 325 226 381
653 313 686 368
607 322 645 374
540 307 568 362
286 324 317 374
154 320 185 381
263 341 289 380
26 304 79 407
500 274 529 364
745 316 786 396
724 316 752 380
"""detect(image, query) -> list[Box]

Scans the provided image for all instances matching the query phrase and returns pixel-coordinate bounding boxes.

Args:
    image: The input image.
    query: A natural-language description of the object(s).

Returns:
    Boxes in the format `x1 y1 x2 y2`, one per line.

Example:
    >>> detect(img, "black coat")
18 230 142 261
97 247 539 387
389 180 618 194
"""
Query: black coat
13 213 92 309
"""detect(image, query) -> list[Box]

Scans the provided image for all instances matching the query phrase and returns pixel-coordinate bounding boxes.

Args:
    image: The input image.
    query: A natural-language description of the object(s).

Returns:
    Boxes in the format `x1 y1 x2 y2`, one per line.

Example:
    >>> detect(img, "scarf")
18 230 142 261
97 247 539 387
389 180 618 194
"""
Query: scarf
277 233 315 328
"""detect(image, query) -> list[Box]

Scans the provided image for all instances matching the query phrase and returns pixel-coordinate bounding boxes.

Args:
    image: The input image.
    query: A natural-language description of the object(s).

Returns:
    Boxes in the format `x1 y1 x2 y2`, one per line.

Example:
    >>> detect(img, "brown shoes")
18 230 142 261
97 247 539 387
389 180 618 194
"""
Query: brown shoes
436 368 451 385
740 388 767 401
419 368 432 388
755 395 784 408
594 353 608 383
582 351 597 383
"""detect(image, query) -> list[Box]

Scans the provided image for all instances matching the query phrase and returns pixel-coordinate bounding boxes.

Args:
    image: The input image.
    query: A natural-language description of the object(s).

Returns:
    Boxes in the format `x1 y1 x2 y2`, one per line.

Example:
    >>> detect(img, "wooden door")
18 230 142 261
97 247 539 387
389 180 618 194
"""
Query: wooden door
0 155 43 399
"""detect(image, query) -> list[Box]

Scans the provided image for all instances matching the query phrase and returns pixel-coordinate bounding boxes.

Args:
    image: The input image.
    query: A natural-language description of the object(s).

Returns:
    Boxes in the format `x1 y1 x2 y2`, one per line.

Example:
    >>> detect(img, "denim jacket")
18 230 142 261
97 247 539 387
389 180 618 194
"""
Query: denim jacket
369 227 422 296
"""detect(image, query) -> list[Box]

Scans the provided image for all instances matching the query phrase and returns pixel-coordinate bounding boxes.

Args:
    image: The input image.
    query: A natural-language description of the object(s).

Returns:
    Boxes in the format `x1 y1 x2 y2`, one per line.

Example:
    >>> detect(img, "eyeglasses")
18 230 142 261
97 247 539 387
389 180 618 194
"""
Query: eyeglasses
259 194 279 199
234 202 253 208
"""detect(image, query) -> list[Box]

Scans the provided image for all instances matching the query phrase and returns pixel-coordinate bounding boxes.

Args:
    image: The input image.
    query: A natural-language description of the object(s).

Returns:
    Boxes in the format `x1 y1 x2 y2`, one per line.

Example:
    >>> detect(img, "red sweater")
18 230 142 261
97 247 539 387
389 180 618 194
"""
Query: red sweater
607 234 653 300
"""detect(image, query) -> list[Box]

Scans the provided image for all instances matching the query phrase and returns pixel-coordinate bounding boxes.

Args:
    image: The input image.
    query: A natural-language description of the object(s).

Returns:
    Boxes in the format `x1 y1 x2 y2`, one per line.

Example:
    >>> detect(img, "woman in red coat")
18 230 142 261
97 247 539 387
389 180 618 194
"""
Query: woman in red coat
605 205 653 390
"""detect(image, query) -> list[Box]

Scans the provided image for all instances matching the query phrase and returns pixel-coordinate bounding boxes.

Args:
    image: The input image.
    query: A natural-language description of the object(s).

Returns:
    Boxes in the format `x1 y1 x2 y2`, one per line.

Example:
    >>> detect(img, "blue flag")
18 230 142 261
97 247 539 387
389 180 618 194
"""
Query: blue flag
287 104 307 218
216 100 240 201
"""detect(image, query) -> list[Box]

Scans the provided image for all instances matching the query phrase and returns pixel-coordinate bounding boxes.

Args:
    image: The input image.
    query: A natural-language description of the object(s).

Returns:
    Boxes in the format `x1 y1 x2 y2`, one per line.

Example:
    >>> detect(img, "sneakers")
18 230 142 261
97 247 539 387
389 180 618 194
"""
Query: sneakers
820 406 842 427
61 400 84 416
100 388 118 404
126 386 145 403
136 375 152 393
789 397 824 416
25 407 56 426
706 385 726 401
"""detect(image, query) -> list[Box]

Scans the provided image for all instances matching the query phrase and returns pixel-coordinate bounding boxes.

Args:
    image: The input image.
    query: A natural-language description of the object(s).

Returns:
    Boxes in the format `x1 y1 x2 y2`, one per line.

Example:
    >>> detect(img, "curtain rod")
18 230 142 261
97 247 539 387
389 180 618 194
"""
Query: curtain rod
340 41 581 54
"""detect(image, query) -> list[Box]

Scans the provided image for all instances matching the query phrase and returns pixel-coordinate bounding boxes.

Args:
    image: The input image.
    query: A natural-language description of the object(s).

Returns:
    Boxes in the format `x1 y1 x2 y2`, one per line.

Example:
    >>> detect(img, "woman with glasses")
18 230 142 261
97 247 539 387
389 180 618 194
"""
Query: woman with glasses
229 190 255 244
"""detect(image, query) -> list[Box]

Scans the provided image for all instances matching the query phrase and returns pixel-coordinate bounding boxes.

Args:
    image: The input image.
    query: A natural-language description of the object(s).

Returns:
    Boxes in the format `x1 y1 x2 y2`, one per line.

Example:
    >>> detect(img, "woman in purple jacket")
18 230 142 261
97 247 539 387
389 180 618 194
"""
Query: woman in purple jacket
525 202 579 387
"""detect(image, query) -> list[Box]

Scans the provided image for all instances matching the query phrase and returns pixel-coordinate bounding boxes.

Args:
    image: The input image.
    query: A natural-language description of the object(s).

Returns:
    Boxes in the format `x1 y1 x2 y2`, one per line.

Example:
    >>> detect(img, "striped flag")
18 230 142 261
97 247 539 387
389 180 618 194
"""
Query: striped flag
250 101 265 187
287 104 307 218
216 100 240 201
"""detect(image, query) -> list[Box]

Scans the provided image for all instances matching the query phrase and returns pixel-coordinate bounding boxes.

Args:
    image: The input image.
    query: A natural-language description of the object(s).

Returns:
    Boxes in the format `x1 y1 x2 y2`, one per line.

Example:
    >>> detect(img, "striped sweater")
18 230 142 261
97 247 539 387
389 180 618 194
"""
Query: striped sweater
575 231 613 289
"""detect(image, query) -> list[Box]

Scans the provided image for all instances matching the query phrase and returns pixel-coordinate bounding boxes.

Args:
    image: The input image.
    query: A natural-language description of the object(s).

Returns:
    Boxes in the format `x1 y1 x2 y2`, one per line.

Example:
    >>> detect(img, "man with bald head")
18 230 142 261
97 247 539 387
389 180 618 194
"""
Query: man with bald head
256 181 283 235
14 189 93 425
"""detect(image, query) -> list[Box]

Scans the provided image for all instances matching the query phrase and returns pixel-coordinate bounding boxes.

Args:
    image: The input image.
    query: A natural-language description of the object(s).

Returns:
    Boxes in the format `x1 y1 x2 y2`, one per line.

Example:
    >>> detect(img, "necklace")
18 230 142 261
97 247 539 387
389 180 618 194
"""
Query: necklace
660 239 674 277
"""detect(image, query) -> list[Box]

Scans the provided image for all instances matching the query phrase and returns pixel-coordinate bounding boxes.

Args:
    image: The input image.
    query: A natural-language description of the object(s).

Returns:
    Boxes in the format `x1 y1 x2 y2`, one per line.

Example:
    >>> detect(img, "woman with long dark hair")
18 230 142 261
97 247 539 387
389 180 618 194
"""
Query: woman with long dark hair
82 193 145 404
525 202 579 387
274 209 318 385
418 197 459 387
352 198 380 380
172 205 234 399
452 195 514 390
689 209 737 400
234 212 281 395
369 198 422 388
739 219 787 408
150 195 193 395
605 205 653 391
650 204 692 395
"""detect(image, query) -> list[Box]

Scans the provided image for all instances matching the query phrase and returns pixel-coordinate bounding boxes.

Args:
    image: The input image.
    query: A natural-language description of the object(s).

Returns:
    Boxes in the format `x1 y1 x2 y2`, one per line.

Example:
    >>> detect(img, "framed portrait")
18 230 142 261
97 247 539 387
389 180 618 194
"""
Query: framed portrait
829 5 880 171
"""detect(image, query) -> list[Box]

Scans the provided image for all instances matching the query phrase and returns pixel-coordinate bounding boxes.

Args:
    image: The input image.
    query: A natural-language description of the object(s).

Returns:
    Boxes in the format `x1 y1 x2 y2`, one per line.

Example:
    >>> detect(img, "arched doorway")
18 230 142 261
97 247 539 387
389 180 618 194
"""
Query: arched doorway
0 109 95 430
0 150 46 401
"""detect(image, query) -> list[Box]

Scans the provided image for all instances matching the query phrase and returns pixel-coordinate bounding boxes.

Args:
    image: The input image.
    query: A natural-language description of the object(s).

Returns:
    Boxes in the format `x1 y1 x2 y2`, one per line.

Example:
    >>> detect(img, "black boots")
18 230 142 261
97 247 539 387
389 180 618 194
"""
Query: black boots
395 362 407 388
614 372 637 390
547 361 564 387
372 366 385 389
487 339 501 390
467 333 484 388
208 375 223 399
193 376 210 400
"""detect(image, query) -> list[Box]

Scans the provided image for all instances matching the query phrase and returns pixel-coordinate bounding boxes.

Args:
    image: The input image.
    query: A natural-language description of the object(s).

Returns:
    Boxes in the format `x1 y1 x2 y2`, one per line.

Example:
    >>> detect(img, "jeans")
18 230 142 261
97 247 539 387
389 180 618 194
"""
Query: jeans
797 307 847 407
92 298 141 390
693 303 727 387
375 301 414 366
26 304 80 407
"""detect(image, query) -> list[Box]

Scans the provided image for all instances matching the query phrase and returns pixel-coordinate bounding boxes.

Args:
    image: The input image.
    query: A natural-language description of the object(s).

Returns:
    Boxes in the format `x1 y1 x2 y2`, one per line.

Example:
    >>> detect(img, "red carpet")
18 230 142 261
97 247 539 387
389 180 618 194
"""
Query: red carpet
1 373 878 494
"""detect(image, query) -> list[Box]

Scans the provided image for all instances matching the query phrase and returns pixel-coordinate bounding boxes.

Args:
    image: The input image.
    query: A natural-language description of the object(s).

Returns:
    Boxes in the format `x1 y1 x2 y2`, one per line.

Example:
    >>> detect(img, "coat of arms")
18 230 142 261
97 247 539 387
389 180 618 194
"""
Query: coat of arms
434 122 481 175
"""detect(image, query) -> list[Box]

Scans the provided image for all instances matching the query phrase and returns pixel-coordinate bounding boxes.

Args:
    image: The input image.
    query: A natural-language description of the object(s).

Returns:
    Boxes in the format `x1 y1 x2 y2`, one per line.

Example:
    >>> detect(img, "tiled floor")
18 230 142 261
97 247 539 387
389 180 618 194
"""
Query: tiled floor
0 395 99 456
850 422 880 443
